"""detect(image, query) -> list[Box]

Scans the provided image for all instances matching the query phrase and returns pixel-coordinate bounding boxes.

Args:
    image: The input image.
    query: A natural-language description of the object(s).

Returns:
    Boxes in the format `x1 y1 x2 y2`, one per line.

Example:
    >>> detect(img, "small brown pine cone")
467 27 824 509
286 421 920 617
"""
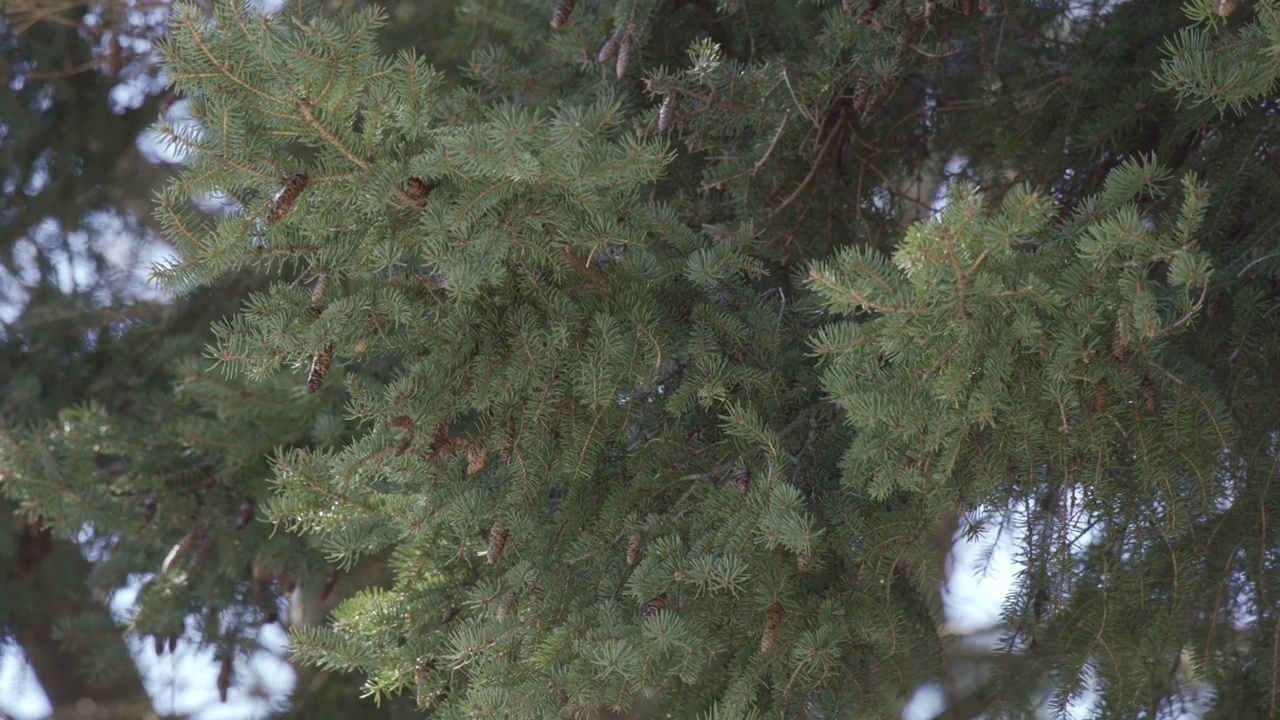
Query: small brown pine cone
421 421 453 462
1109 328 1132 365
796 549 810 573
642 593 666 619
626 532 642 566
735 466 750 496
1205 292 1224 320
415 657 435 685
498 594 518 619
597 30 622 63
394 430 414 457
616 26 636 79
217 654 233 702
550 0 575 28
405 177 432 205
658 94 678 131
761 602 783 653
1092 378 1109 413
851 77 871 115
188 533 214 573
307 344 333 393
466 444 489 476
267 173 309 224
162 533 198 574
1141 376 1159 413
488 522 509 564
310 271 330 305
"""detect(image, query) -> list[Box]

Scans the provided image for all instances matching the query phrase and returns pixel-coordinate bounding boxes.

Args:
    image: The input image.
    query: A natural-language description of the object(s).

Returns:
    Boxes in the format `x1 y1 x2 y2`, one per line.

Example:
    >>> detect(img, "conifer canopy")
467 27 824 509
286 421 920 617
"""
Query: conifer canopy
4 0 1280 717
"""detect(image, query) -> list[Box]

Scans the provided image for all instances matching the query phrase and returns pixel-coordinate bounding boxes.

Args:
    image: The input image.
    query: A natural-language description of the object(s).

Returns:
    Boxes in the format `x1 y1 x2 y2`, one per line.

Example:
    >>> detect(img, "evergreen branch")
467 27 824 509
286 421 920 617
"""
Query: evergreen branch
805 268 915 314
294 100 370 171
169 9 288 108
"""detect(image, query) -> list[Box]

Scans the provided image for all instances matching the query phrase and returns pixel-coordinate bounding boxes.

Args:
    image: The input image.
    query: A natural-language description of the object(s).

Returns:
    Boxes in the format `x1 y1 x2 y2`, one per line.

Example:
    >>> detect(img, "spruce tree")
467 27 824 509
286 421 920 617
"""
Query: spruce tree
5 0 1280 718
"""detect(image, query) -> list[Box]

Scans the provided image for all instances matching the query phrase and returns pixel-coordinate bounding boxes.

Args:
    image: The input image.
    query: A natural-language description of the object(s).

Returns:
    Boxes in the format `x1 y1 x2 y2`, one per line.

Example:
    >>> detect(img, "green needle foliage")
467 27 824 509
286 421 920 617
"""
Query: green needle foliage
5 0 1280 717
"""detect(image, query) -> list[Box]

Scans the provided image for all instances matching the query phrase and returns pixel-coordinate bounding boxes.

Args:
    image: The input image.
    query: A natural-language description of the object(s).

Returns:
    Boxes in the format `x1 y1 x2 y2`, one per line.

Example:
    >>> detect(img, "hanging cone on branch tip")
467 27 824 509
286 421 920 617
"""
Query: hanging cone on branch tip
415 657 436 685
658 94 678 131
597 30 622 63
616 25 637 79
310 271 329 306
1092 378 1109 413
267 173 309 224
217 654 233 702
550 0 575 28
626 532 642 566
466 444 489 475
391 413 415 457
761 602 783 652
1141 376 1159 413
488 522 509 564
308 344 333 393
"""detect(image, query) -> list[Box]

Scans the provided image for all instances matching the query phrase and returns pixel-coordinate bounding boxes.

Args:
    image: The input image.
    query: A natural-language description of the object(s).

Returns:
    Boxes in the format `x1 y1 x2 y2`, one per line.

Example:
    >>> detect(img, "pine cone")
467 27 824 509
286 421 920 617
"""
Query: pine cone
394 430 414 457
267 173 309 224
308 273 328 314
796 549 810 573
488 522 509 564
421 421 453 462
550 0 575 28
616 26 636 79
626 532 643 566
310 271 330 304
188 533 215 573
1091 378 1109 413
161 532 198 573
405 176 432 205
597 30 622 63
735 466 750 496
498 594 518 619
642 593 666 619
761 602 783 653
466 444 489 476
217 655 233 702
415 657 436 685
1109 328 1131 365
1141 376 1159 413
1205 292 1224 320
658 94 678 131
307 344 333 393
